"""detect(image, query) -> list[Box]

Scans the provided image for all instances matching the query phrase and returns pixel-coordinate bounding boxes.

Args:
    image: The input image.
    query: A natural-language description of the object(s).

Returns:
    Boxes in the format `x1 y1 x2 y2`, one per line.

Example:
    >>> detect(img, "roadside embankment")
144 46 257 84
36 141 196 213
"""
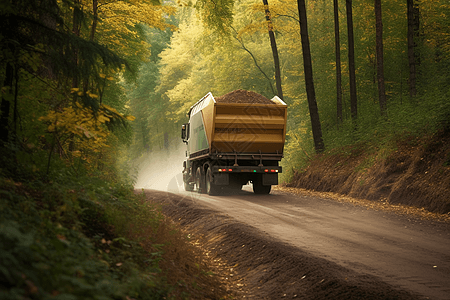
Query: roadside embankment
287 129 450 214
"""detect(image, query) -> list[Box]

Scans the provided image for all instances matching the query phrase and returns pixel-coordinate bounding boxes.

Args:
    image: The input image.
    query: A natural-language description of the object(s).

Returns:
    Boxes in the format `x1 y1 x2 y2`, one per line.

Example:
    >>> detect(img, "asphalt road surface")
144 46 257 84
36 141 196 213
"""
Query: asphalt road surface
171 185 450 300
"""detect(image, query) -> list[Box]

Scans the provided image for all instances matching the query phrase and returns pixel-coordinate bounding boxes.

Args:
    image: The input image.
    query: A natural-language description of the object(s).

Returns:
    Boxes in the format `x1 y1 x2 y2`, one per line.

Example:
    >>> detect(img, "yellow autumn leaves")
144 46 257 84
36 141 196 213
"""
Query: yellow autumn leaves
70 88 100 98
91 0 176 60
39 102 135 159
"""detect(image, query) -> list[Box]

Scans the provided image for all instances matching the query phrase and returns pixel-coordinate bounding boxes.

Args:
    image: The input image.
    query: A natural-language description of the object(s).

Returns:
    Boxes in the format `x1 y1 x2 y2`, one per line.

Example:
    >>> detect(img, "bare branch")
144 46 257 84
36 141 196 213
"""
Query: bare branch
230 26 276 95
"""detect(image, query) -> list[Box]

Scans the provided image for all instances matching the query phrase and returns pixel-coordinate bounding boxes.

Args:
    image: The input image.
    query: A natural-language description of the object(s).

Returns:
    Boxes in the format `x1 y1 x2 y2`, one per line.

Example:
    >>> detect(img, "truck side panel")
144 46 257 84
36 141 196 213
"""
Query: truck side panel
210 103 287 154
201 95 215 153
189 93 287 156
189 111 209 155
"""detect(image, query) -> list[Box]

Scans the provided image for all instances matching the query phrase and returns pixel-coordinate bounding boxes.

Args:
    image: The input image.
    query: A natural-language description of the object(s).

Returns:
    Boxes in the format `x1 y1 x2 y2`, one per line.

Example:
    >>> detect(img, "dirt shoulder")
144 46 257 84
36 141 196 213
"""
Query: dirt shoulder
141 189 423 300
287 129 450 214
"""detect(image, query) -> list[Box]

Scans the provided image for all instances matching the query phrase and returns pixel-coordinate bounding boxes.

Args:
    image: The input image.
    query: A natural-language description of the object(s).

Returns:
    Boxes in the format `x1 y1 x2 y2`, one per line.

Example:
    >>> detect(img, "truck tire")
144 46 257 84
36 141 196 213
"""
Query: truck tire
228 183 242 191
253 175 271 194
253 183 271 194
195 167 205 193
206 168 220 195
184 182 194 192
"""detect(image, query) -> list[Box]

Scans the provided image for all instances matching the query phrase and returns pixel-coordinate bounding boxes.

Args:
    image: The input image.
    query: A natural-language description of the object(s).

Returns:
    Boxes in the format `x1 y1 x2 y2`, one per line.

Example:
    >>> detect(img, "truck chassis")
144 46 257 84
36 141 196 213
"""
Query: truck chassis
183 152 282 195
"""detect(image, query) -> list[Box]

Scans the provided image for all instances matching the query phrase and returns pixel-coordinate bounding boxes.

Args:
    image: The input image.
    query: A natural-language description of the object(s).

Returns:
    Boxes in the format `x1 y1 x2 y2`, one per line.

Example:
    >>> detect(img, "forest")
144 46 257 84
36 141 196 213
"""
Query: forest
1 0 449 298
128 0 450 183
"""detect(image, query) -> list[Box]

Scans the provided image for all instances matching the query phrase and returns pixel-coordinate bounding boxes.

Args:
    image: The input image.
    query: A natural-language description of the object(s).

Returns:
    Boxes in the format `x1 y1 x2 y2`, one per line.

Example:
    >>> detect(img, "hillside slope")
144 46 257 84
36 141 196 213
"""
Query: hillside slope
287 129 450 214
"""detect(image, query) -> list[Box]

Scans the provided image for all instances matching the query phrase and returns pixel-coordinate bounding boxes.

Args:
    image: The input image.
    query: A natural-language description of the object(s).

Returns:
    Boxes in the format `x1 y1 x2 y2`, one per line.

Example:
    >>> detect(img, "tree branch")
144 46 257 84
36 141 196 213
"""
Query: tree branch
230 26 275 95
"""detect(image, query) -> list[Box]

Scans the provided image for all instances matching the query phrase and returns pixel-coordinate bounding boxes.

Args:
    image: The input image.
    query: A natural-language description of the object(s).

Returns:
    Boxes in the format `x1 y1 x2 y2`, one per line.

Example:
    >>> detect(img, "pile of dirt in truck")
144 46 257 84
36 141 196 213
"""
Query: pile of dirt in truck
215 89 275 104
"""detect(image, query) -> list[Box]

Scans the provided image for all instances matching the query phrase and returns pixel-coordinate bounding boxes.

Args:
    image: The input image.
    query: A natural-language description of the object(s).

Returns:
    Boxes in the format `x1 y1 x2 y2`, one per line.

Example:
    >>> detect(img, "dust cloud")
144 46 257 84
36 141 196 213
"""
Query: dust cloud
133 144 186 193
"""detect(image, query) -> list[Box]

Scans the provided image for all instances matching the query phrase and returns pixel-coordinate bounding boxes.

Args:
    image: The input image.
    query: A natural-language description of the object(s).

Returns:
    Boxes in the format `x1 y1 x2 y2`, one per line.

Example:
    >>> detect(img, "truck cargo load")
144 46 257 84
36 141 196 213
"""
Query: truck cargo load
181 90 287 195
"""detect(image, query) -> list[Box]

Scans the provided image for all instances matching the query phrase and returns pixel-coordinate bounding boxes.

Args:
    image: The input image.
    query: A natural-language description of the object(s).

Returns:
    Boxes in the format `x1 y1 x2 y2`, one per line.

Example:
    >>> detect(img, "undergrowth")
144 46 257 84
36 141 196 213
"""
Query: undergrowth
0 159 228 299
281 88 450 184
0 171 172 300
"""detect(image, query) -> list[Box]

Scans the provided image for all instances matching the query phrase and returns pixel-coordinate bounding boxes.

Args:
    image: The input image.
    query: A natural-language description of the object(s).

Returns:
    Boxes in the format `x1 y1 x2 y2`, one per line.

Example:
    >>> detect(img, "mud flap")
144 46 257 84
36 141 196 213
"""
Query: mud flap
214 172 229 185
262 173 278 186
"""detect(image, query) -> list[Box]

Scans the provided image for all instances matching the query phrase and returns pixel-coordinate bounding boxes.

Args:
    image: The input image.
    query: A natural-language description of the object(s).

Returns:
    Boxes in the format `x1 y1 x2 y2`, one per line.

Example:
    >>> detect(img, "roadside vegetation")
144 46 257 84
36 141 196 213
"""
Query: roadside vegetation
0 172 167 299
0 0 229 298
0 160 232 299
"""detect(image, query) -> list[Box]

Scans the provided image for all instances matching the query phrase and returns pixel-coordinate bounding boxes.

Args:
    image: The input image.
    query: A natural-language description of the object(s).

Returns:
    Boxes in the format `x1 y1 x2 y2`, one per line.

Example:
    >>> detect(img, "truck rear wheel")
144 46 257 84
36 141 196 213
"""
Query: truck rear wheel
253 183 271 194
184 182 194 191
206 168 220 195
228 183 242 191
253 175 271 194
195 167 205 193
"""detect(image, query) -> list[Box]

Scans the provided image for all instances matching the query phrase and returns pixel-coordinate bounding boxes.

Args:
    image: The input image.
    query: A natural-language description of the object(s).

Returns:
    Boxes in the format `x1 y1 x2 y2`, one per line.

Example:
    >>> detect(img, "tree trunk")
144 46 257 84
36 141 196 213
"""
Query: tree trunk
0 8 17 145
262 0 283 100
407 0 417 98
38 0 59 80
164 131 169 150
83 0 99 94
72 0 81 100
90 0 98 42
375 0 387 116
346 0 358 123
297 0 324 153
333 0 343 126
0 63 13 144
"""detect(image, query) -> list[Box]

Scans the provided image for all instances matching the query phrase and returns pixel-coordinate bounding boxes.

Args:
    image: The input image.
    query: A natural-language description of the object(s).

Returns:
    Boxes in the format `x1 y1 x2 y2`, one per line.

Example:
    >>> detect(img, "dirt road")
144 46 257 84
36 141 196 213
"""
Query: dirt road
143 185 450 299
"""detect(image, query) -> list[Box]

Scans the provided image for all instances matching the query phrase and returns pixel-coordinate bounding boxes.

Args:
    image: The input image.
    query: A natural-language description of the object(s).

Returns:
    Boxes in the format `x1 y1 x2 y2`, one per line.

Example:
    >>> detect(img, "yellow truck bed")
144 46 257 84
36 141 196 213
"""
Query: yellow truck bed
190 92 287 155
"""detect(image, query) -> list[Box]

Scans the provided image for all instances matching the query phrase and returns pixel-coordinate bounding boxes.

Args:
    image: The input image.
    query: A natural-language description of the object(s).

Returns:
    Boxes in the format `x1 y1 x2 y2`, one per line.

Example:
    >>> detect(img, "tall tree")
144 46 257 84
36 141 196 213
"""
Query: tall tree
71 0 82 102
375 0 387 116
1 0 29 144
90 0 99 42
346 0 358 122
407 0 417 98
297 0 324 153
0 64 13 144
333 0 343 126
262 0 283 100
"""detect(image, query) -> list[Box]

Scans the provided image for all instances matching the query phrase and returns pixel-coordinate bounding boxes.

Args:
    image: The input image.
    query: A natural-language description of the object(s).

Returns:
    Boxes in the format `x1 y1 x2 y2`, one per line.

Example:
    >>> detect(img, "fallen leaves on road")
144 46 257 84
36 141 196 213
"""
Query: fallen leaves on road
275 186 450 223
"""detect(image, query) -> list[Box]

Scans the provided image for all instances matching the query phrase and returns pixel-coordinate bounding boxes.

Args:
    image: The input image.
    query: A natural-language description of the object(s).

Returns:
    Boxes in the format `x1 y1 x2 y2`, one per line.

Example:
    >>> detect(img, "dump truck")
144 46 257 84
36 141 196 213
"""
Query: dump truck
181 90 287 195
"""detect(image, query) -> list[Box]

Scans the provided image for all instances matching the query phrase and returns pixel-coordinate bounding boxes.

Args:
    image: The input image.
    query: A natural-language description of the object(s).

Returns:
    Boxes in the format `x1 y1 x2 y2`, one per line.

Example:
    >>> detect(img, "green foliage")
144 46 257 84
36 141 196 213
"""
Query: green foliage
322 87 450 153
195 0 235 34
0 0 178 180
0 172 170 300
125 25 179 159
0 0 236 299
